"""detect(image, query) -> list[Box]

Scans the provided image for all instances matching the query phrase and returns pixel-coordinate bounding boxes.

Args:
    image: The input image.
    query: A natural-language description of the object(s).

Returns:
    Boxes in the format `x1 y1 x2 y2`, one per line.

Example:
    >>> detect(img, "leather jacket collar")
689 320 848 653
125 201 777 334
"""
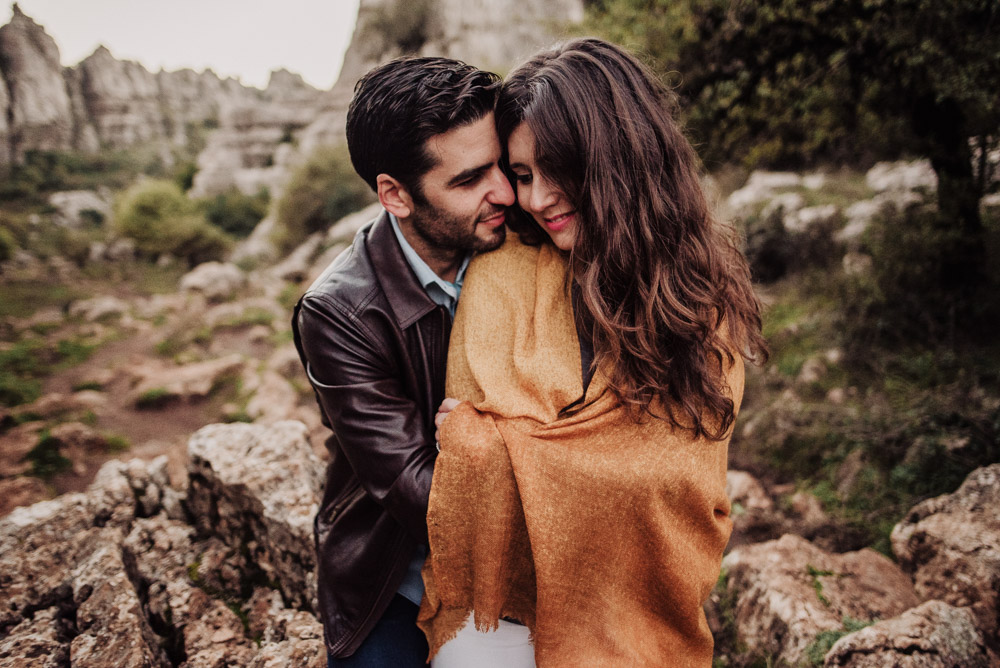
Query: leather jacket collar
367 210 438 330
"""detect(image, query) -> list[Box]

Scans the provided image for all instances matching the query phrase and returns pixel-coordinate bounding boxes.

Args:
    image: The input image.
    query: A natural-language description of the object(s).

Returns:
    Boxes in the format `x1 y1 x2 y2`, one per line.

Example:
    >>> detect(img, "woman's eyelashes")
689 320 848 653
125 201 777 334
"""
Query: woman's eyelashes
513 172 532 185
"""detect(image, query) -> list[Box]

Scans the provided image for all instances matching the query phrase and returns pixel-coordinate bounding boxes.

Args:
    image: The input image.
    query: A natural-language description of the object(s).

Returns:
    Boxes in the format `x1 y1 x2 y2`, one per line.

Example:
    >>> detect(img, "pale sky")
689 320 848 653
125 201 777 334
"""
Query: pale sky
6 0 361 90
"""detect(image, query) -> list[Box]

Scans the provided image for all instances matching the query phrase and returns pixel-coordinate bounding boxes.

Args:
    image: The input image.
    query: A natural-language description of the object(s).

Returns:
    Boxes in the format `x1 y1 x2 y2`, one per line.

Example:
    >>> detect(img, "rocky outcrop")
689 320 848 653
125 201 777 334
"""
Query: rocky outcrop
891 463 1000 635
76 46 166 149
718 533 920 665
0 6 290 171
296 0 584 160
824 600 993 667
0 4 75 162
186 69 325 197
187 421 323 610
0 421 326 666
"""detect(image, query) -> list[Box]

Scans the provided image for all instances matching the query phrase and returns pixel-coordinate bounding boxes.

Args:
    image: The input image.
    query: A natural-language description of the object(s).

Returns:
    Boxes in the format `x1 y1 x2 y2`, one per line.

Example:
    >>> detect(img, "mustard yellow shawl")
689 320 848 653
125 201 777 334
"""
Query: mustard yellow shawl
418 236 742 667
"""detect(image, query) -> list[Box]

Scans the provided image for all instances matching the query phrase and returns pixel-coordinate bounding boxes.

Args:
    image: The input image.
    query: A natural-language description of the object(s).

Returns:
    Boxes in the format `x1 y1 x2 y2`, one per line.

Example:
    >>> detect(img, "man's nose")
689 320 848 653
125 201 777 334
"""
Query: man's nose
486 165 515 206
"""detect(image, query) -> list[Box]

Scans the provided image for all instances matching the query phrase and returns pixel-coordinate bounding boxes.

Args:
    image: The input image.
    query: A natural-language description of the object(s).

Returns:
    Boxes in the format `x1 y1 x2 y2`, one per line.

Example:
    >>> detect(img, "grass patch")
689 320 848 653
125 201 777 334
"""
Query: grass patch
135 387 174 409
278 283 302 311
218 307 275 329
154 335 188 358
805 564 837 607
0 280 84 320
105 434 131 453
804 617 874 666
25 430 71 479
72 380 104 392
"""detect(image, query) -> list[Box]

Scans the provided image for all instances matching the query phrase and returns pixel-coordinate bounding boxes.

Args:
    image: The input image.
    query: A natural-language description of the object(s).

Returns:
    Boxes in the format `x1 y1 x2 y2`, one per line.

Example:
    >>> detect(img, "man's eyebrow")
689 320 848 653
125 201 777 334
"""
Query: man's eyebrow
445 162 492 187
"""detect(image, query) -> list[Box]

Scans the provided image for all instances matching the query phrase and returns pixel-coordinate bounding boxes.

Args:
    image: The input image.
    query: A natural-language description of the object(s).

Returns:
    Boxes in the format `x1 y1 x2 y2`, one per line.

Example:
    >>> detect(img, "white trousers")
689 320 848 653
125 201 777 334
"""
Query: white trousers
431 616 536 668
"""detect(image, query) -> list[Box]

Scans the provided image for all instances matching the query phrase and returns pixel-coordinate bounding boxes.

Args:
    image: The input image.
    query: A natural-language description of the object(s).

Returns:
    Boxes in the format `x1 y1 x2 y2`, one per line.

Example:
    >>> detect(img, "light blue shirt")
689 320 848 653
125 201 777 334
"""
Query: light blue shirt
389 212 471 317
388 211 472 605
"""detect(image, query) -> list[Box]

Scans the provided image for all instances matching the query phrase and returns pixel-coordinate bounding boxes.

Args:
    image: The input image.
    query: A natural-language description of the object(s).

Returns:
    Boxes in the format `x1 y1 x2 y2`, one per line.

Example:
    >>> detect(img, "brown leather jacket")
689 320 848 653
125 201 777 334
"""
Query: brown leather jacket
292 211 447 657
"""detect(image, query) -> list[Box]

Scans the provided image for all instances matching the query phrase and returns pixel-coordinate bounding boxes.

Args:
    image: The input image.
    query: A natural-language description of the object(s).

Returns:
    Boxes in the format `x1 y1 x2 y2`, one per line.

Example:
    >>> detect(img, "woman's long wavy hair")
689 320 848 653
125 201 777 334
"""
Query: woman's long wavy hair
496 38 768 440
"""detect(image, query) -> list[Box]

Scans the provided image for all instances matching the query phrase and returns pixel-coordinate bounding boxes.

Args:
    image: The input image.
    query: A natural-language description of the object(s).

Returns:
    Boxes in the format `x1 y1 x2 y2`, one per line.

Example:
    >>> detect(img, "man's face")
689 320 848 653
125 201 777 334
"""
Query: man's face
408 113 515 253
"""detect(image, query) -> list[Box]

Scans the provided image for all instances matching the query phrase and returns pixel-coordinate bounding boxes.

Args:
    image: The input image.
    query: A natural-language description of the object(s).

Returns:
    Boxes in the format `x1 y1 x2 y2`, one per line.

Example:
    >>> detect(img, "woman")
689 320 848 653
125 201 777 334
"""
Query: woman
418 38 767 667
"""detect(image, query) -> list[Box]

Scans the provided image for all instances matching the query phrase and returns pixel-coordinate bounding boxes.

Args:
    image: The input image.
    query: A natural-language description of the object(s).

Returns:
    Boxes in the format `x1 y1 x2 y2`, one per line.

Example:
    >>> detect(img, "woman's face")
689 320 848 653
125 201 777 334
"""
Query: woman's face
506 123 578 251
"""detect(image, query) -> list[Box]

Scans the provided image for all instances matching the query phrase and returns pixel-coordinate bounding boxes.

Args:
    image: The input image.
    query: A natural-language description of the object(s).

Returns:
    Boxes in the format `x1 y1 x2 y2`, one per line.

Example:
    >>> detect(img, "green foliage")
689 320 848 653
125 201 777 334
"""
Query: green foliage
25 430 71 479
805 564 837 607
0 337 95 407
136 387 173 409
114 179 233 265
72 381 104 392
804 617 874 666
0 225 15 264
197 188 270 239
585 0 999 283
173 161 199 192
274 145 375 252
105 434 131 453
0 148 168 204
841 204 996 350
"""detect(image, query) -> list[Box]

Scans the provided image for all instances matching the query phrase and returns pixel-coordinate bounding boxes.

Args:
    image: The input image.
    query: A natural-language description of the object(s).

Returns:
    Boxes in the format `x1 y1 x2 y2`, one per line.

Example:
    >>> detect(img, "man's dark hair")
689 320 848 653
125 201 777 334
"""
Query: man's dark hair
346 57 501 199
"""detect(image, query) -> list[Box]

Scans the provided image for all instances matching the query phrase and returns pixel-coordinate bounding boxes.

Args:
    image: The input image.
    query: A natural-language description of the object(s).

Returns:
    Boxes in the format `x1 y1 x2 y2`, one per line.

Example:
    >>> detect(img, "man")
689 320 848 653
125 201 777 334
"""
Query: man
292 56 515 667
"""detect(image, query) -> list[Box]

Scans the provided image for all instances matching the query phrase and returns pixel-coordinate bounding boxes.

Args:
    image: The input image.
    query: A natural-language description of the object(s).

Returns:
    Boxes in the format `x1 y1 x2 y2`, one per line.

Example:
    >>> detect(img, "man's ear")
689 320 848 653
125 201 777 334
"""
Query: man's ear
376 174 414 219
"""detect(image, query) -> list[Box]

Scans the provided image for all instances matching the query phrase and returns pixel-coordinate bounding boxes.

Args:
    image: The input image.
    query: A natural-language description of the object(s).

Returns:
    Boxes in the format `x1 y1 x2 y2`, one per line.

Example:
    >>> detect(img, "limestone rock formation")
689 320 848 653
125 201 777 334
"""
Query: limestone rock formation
824 600 994 668
188 69 327 198
0 6 294 174
76 45 166 148
891 463 1000 635
0 4 74 162
297 0 585 158
186 421 324 610
0 422 327 666
719 533 920 665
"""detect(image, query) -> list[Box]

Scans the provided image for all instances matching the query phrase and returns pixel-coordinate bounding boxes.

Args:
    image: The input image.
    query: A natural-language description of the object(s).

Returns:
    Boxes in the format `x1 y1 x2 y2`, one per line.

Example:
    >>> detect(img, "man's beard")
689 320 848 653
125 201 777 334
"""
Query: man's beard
409 200 506 254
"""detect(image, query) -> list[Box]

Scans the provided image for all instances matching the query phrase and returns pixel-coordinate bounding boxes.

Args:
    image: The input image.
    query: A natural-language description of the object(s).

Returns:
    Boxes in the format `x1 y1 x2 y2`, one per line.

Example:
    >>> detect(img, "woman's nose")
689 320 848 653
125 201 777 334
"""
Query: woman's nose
528 176 559 212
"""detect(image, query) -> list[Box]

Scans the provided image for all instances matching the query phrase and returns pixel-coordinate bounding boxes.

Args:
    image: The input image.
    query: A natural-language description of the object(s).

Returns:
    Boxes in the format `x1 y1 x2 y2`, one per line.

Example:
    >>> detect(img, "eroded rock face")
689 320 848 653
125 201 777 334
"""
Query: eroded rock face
891 463 1000 634
824 600 994 668
186 420 323 610
719 533 920 665
0 605 71 667
1 435 326 666
297 0 585 159
0 5 75 162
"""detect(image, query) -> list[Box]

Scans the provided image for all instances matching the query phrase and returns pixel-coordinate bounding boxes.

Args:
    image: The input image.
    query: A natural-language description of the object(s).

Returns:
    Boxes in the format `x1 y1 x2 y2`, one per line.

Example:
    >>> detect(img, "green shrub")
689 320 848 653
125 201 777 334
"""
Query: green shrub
25 430 71 479
136 387 173 409
841 204 996 351
115 180 232 265
198 188 270 238
274 145 375 252
804 617 874 666
0 225 15 264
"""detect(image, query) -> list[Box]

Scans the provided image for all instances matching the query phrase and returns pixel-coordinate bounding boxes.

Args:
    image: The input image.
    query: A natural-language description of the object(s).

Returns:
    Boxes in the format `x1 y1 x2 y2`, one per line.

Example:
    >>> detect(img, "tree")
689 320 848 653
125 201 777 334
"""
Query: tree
586 0 1000 279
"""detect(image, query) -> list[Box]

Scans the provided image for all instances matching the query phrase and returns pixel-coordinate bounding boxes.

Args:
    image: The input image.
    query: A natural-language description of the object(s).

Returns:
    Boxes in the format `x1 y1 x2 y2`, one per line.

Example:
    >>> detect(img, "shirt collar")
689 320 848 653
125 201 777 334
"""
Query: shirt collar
388 211 472 304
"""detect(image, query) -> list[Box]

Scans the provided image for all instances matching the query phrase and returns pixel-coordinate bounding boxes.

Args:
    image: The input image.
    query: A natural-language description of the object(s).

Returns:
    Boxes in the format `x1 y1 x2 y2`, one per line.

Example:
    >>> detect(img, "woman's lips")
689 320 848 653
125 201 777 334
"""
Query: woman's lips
543 211 575 231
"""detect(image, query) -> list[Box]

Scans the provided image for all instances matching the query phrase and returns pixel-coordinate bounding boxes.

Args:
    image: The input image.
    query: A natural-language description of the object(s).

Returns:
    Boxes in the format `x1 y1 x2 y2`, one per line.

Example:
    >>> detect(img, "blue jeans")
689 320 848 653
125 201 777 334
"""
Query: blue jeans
327 595 429 668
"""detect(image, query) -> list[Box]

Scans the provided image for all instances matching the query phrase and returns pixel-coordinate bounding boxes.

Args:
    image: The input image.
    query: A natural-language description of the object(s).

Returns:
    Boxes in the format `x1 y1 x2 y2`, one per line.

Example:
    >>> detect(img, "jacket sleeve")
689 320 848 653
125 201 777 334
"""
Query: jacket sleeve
294 293 436 544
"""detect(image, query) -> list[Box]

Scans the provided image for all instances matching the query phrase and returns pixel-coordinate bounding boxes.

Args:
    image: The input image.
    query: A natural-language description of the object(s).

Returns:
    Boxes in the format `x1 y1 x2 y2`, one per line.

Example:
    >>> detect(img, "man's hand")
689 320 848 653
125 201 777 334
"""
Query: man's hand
434 398 461 444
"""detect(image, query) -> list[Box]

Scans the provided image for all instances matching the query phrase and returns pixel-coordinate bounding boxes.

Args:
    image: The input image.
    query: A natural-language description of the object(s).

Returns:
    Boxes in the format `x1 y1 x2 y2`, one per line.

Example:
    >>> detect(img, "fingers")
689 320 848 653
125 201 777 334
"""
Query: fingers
439 397 460 412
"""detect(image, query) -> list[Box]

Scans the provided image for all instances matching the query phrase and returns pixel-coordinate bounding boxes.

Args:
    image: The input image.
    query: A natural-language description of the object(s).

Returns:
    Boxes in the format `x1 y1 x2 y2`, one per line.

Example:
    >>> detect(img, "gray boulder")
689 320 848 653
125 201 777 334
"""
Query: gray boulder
719 533 920 665
891 463 1000 634
824 600 994 667
186 420 323 610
